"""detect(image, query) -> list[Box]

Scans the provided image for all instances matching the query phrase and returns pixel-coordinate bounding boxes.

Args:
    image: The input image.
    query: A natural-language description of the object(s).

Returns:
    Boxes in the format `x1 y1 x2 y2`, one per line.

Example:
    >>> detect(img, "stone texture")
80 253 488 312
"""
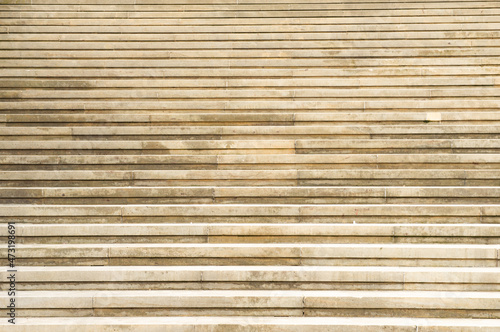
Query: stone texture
0 0 499 329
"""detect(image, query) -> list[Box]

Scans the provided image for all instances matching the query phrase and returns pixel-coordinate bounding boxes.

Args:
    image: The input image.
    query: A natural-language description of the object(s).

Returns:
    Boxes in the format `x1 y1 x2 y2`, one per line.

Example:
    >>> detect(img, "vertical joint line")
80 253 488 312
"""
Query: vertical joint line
206 225 210 244
298 246 302 266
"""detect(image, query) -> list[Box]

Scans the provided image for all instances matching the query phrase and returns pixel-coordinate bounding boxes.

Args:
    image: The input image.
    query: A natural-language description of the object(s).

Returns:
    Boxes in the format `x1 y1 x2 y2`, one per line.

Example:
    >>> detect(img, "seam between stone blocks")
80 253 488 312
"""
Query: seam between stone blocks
120 206 124 224
130 171 136 186
299 245 303 267
392 225 396 244
206 225 210 244
107 247 111 266
41 188 46 205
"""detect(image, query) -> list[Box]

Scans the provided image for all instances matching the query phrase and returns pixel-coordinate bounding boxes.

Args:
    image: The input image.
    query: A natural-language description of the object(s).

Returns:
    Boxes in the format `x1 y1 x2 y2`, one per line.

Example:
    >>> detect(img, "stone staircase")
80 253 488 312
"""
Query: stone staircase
1 0 500 330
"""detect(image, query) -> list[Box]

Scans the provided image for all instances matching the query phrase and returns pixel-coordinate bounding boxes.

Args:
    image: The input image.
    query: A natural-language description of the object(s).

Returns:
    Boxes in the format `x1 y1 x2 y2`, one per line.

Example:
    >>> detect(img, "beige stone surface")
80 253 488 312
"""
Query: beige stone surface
2 317 500 332
1 0 500 326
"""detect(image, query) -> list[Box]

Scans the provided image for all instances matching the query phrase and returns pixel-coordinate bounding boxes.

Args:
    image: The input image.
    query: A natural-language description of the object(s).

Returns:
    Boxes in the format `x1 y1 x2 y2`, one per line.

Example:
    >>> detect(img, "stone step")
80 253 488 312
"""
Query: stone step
2 57 500 66
3 88 500 99
0 289 499 317
1 169 497 187
2 112 498 126
3 47 500 58
0 139 499 155
3 8 500 18
1 78 494 89
5 223 500 244
3 68 499 78
2 125 500 140
2 31 500 42
5 22 500 34
1 204 499 224
3 1 499 10
5 40 500 50
2 186 499 205
0 204 500 218
1 316 499 332
0 243 498 266
1 266 499 291
3 100 500 111
4 16 500 25
1 154 500 170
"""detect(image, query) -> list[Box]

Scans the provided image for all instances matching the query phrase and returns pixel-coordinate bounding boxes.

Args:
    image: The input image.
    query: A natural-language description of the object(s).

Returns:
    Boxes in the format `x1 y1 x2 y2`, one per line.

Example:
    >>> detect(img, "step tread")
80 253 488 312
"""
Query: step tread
1 316 500 330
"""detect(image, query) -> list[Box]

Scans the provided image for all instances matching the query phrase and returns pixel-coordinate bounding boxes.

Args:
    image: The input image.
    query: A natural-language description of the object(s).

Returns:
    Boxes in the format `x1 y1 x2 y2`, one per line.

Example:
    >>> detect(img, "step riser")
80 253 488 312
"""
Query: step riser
4 216 496 224
1 308 498 319
3 149 500 154
9 258 497 267
2 198 499 204
5 236 500 245
3 317 498 332
4 134 500 140
3 164 500 171
3 282 499 292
